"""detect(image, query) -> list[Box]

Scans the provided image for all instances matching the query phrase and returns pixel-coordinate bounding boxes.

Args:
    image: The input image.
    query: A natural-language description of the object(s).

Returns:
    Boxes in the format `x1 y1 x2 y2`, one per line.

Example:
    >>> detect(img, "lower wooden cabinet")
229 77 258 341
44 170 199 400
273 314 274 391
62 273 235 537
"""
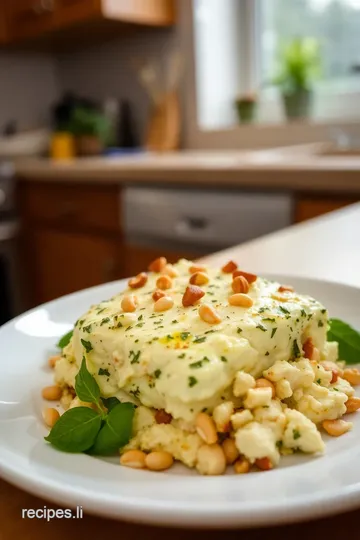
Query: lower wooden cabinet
295 196 358 223
23 228 124 306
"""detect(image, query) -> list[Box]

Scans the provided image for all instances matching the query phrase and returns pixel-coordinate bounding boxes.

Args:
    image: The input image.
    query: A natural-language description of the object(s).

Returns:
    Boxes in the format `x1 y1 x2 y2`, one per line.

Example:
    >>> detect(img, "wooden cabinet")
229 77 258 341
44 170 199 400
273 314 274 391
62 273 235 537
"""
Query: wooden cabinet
295 196 358 223
54 0 101 28
25 229 122 304
18 182 125 307
6 0 55 41
3 0 175 44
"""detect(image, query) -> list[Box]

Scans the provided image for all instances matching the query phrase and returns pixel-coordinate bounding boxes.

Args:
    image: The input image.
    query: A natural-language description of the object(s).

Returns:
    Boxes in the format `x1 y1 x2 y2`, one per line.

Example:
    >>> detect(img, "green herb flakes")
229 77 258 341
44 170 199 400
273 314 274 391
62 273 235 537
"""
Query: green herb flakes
271 328 278 339
256 324 267 332
293 429 301 440
180 332 191 340
129 350 141 364
188 376 198 387
100 317 110 326
98 368 110 377
154 369 162 379
190 357 210 369
221 356 228 363
81 339 93 353
194 336 207 344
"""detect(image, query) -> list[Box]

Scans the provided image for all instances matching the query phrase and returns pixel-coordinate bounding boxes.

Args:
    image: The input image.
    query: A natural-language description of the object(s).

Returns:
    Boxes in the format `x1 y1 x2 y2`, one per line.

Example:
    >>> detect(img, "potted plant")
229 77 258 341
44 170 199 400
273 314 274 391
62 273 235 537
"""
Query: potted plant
69 107 110 156
235 94 257 124
273 38 321 121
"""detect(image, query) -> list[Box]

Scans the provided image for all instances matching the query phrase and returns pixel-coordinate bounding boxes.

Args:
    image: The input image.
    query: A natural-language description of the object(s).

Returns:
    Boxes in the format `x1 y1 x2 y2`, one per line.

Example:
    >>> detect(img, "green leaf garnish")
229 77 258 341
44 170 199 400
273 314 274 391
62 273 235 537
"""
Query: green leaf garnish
57 330 73 349
327 318 360 365
45 407 101 452
75 357 101 404
89 403 135 456
102 397 121 412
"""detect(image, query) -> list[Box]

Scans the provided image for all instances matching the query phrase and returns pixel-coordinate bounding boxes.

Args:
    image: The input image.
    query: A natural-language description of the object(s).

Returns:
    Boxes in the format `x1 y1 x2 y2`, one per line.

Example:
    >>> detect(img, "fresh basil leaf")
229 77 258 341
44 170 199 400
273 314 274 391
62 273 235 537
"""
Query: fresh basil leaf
57 330 73 349
328 318 360 365
45 407 101 452
75 357 101 404
102 396 121 412
89 402 135 455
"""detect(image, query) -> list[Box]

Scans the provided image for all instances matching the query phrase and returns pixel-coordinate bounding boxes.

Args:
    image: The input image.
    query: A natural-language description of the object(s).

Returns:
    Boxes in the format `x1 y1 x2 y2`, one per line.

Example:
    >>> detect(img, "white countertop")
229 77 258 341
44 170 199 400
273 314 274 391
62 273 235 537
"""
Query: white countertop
203 203 360 288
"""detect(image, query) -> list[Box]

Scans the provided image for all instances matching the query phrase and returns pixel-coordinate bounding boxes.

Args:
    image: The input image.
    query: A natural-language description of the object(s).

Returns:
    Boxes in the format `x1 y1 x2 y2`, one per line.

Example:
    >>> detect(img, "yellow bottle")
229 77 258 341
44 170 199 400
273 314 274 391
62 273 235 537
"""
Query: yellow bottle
50 132 76 160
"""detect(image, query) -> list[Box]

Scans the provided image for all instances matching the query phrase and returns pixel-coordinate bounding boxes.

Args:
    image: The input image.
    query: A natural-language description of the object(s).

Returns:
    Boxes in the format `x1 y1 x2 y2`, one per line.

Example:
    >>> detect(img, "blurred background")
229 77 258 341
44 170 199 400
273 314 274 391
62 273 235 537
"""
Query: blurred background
0 0 359 324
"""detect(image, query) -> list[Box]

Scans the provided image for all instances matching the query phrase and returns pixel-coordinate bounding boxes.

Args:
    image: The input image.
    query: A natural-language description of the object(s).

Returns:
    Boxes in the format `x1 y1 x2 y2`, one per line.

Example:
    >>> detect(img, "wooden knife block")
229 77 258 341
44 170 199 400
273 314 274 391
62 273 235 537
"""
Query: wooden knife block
145 92 180 152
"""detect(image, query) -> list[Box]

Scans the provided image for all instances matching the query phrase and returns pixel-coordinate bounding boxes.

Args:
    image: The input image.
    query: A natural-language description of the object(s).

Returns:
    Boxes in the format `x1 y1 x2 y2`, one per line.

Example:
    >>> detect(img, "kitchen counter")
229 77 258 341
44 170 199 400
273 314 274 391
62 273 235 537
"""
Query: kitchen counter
2 203 360 539
15 143 360 193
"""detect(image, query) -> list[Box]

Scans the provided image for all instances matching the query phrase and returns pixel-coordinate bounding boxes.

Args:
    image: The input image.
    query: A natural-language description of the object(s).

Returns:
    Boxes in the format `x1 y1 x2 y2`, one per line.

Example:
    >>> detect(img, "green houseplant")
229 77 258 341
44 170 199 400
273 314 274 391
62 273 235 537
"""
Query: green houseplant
273 38 321 121
69 107 110 156
235 94 257 124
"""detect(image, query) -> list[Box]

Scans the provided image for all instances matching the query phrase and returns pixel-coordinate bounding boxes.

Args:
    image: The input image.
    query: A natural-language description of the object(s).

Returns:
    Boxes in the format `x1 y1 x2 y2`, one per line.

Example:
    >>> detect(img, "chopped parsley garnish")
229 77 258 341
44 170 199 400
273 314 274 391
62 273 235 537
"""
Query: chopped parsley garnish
190 357 210 369
258 307 268 314
317 378 321 384
194 336 207 344
256 324 267 332
318 320 324 327
293 429 301 440
97 308 106 315
172 320 178 324
333 387 339 391
178 353 186 359
130 387 140 399
166 335 174 341
83 324 92 333
154 369 162 379
276 440 283 449
138 314 143 321
98 368 110 377
81 339 93 353
279 306 290 315
205 329 215 334
262 318 276 322
321 309 326 314
129 350 141 364
237 327 243 334
221 356 228 363
136 322 144 328
180 332 191 340
100 317 110 326
78 319 85 327
271 328 277 339
292 339 301 358
188 376 198 387
265 351 270 356
125 326 133 331
301 309 307 317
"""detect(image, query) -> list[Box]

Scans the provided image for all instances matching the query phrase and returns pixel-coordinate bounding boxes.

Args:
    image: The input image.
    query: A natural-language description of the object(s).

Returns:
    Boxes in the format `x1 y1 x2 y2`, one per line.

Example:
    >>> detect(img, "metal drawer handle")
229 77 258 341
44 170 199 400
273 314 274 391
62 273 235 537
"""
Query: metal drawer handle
175 217 209 237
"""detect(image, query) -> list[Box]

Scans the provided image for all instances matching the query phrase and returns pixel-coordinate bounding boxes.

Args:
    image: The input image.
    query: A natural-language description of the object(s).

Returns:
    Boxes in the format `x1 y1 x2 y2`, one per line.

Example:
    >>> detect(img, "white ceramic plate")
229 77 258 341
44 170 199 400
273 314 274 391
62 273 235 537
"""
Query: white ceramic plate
1 275 360 528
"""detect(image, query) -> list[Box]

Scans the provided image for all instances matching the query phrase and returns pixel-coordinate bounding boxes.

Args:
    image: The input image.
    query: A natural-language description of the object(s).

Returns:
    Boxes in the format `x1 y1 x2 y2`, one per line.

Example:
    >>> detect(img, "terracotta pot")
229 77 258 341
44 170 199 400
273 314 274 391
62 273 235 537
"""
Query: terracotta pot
76 136 103 156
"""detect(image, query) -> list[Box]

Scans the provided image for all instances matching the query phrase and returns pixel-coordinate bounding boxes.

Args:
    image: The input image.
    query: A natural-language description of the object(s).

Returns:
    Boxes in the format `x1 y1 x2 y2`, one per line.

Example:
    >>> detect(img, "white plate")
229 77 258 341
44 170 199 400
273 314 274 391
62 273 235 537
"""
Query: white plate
1 275 360 528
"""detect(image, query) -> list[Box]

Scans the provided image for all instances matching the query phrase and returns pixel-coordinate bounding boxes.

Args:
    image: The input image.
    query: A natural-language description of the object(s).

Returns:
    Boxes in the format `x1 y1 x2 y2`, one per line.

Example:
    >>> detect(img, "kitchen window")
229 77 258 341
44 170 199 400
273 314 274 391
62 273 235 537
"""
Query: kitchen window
193 0 360 130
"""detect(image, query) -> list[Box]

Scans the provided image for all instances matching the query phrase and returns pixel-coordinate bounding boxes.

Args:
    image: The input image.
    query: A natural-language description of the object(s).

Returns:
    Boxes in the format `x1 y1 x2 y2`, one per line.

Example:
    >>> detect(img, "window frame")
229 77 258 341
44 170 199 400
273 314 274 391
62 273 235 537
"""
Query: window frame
179 0 360 150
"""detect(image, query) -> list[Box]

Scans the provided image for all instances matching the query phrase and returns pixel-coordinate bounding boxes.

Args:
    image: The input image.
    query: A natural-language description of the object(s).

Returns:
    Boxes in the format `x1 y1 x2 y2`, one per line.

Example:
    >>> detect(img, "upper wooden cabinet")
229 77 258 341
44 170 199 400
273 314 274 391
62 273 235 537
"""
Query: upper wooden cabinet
2 0 175 45
6 0 55 41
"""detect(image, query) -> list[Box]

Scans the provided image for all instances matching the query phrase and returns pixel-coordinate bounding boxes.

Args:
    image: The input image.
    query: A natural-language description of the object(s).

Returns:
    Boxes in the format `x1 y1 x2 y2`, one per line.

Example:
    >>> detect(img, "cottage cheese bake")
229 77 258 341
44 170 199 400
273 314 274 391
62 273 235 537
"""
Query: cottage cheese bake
50 258 360 474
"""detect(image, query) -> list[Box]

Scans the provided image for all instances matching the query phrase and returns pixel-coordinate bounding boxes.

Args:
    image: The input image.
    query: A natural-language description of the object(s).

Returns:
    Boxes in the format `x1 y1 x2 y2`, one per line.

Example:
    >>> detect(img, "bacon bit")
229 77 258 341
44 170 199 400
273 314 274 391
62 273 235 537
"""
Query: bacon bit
278 285 294 293
128 272 148 289
182 285 205 307
155 409 173 424
232 270 257 284
255 457 273 471
148 257 167 273
303 338 315 360
222 260 238 273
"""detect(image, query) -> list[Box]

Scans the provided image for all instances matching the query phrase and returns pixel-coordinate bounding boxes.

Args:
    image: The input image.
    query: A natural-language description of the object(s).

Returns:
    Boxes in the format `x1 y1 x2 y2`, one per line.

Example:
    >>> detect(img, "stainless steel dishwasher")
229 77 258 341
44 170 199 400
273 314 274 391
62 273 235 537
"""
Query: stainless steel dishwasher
123 187 293 257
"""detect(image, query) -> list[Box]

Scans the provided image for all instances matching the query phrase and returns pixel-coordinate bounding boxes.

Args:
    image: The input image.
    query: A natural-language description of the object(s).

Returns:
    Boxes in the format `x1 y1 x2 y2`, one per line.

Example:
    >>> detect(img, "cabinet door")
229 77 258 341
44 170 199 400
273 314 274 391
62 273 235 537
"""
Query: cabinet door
25 229 124 306
7 0 55 41
295 197 357 223
54 0 101 27
0 3 8 43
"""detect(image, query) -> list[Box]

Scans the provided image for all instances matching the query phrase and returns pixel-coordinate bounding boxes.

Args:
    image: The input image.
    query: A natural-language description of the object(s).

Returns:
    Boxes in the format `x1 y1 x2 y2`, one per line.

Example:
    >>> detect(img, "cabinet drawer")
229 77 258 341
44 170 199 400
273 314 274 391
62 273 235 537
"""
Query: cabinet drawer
20 183 120 233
